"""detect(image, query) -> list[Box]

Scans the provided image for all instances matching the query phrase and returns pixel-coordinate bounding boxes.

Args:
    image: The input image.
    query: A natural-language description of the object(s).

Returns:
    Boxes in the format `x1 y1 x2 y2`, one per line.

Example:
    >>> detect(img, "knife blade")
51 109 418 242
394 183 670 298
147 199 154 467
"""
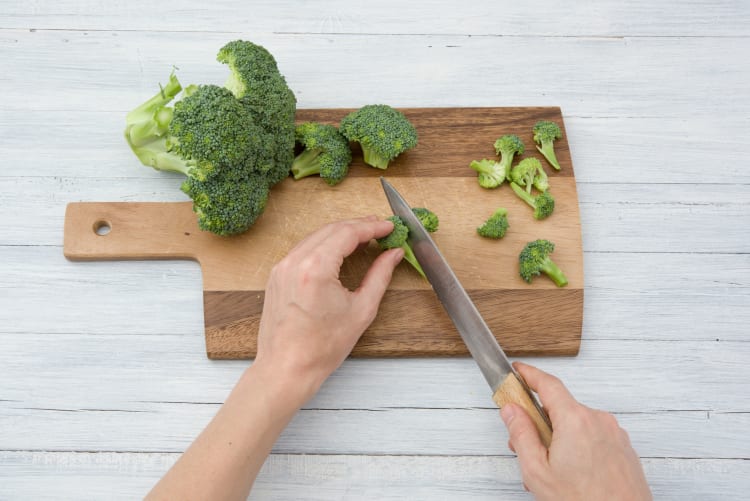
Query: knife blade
380 177 553 447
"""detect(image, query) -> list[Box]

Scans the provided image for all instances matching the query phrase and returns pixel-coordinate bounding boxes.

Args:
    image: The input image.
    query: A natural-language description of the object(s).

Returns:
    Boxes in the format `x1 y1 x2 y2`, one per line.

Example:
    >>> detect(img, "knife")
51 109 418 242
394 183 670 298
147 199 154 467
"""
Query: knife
380 177 553 447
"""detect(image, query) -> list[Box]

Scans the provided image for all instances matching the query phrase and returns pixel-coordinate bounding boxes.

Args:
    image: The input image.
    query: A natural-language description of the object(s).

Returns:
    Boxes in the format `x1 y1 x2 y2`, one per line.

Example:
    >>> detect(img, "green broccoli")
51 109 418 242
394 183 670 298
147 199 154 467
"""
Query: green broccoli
510 157 549 193
124 41 297 236
411 207 439 232
533 120 562 171
519 239 568 287
477 208 509 239
291 123 352 186
377 216 426 278
470 158 505 189
493 134 525 181
339 105 418 169
510 182 555 220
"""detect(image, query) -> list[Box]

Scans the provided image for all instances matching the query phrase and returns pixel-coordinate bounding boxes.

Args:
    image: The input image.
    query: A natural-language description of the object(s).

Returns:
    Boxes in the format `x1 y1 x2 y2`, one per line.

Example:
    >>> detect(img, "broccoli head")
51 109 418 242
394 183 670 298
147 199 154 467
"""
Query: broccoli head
510 157 549 194
376 216 426 278
533 120 562 171
519 239 568 287
411 207 439 232
477 208 509 239
291 122 352 186
493 134 525 181
340 105 418 169
510 182 555 220
470 158 505 189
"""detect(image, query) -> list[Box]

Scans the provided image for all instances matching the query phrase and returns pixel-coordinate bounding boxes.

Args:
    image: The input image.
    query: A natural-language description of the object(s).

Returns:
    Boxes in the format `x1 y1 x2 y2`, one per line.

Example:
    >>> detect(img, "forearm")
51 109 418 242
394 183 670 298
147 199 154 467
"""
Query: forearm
146 361 314 500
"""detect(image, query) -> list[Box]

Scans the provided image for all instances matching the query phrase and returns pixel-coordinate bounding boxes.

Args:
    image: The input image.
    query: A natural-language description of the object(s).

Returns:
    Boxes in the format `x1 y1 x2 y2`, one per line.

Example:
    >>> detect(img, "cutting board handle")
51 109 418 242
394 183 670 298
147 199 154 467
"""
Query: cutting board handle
493 372 554 448
63 202 201 262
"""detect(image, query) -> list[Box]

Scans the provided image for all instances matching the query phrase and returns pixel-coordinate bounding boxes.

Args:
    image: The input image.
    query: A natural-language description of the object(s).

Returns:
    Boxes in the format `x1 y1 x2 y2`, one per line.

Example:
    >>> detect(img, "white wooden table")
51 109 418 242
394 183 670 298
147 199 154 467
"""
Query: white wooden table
1 2 749 499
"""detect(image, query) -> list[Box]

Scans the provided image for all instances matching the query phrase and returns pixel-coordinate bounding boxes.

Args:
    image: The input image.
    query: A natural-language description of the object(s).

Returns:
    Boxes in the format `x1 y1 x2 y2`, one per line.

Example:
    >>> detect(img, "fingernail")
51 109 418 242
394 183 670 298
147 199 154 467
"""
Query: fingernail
392 248 404 261
500 405 516 425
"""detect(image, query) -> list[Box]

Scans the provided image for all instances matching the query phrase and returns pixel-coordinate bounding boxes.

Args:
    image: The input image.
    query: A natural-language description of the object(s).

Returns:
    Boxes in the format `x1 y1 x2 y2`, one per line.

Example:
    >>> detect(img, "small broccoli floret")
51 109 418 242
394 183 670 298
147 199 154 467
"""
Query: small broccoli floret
510 182 555 220
519 239 568 287
340 105 418 169
291 123 352 186
493 135 525 181
376 216 426 278
411 207 439 232
470 158 505 189
477 208 509 239
510 157 549 194
533 120 562 171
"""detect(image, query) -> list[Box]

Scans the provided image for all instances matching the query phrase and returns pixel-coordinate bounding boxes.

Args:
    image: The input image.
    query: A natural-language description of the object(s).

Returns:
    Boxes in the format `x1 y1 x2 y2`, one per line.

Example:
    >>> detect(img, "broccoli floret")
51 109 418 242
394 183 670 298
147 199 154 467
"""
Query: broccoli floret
477 208 509 239
533 120 562 171
291 123 352 186
510 182 555 220
470 158 505 189
510 157 549 194
493 135 525 181
519 239 568 287
411 207 439 233
340 105 418 169
376 216 426 279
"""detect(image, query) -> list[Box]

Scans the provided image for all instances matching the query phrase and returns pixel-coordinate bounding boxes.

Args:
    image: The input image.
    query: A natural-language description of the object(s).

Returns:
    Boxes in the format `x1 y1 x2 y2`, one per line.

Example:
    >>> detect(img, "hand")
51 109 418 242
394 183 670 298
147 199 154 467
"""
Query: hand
254 216 404 402
500 362 652 501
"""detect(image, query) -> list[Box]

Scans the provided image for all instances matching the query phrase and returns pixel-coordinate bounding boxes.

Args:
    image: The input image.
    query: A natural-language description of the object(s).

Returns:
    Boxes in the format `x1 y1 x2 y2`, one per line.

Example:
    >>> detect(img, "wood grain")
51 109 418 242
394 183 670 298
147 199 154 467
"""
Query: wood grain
63 107 583 358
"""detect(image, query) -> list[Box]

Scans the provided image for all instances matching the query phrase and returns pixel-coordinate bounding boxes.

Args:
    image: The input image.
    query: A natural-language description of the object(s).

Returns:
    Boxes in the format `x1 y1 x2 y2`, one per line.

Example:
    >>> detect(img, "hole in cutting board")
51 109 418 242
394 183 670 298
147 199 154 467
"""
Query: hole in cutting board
93 220 111 236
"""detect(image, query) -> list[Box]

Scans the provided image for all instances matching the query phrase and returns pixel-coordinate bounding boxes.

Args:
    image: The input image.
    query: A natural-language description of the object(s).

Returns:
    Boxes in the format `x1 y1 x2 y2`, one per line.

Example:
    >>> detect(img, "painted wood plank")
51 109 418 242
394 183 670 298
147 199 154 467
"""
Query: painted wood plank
1 452 747 501
3 111 748 184
2 0 749 37
3 175 748 252
1 31 749 118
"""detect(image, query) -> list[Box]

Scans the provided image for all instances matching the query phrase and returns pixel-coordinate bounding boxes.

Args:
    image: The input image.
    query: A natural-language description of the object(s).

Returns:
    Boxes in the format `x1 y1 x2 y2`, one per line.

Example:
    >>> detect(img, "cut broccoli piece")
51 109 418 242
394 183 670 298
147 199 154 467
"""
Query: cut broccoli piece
533 120 562 171
340 105 418 169
510 157 549 194
510 182 555 220
376 216 426 278
411 207 439 233
470 158 505 189
493 134 525 181
291 122 352 186
477 208 509 239
519 239 568 287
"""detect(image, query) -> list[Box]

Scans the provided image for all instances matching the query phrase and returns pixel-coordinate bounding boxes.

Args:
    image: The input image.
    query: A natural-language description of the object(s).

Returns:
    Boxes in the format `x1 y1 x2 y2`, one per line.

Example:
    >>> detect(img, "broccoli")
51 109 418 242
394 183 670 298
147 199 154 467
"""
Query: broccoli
291 122 352 186
124 40 297 236
377 209 438 278
470 158 505 189
510 157 549 193
477 208 509 239
510 182 555 220
339 104 418 169
519 239 568 287
411 207 439 232
493 134 525 181
533 120 562 171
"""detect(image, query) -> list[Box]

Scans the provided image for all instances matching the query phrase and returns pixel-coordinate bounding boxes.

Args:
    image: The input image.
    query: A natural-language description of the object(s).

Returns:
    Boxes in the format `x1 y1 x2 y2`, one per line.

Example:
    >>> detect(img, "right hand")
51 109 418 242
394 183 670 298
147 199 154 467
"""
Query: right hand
500 362 652 501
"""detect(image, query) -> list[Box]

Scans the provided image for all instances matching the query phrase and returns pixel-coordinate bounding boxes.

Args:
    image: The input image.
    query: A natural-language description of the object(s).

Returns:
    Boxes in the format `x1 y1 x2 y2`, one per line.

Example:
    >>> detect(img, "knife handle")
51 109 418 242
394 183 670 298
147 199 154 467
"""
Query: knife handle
493 372 553 448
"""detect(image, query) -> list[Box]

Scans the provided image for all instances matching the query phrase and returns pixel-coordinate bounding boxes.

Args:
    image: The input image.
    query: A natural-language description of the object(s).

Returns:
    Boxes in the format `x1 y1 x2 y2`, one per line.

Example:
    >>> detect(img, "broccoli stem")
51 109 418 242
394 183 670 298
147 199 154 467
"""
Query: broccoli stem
540 258 568 287
291 148 323 179
536 140 561 171
499 156 514 182
125 74 182 125
130 142 194 177
361 145 390 169
401 244 426 279
510 181 536 209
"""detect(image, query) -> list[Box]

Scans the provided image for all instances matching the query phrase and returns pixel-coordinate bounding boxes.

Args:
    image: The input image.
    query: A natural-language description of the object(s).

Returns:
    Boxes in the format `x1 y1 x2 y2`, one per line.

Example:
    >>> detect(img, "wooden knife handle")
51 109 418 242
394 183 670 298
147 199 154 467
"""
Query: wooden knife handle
493 372 553 448
63 202 200 261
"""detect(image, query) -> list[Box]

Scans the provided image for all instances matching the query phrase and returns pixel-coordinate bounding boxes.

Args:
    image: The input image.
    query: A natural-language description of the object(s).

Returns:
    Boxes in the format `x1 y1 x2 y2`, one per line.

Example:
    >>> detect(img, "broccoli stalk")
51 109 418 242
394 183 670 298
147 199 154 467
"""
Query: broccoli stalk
493 134 525 181
291 122 352 186
477 208 509 239
510 157 549 194
340 105 418 169
533 120 563 171
510 182 555 220
519 239 568 287
470 159 505 189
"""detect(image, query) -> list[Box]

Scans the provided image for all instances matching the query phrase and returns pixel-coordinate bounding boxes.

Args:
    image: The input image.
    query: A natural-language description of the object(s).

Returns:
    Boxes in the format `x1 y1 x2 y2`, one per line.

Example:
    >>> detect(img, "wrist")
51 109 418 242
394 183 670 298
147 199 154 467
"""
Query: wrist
244 357 322 411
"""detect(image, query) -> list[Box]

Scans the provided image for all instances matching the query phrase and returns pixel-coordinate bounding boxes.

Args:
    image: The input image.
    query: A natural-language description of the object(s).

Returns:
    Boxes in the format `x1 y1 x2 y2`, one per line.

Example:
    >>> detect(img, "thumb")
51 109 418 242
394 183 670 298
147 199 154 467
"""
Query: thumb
354 247 404 322
501 404 549 479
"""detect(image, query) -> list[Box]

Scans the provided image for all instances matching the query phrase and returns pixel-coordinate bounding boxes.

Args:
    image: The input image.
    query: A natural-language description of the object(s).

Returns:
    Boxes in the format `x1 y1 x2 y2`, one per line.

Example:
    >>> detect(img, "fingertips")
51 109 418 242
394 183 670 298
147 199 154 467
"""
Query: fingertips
354 248 403 323
513 361 578 421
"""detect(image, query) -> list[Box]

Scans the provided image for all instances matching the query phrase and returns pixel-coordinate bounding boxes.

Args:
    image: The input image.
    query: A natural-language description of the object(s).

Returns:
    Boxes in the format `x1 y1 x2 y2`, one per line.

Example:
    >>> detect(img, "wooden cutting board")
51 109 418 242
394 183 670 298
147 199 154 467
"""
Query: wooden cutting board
64 107 583 359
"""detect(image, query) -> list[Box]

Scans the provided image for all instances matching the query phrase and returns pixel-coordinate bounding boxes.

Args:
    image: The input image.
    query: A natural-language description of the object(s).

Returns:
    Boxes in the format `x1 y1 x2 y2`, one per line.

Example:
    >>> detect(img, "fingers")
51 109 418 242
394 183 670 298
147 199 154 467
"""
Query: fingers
293 216 394 264
500 404 549 483
354 247 404 324
513 362 578 422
